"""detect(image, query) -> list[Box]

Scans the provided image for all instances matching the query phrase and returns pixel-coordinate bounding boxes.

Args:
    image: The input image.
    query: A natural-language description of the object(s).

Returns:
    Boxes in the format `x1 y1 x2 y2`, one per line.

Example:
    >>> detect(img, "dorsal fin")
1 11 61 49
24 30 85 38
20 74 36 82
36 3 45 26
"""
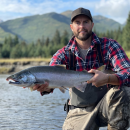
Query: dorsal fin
59 87 66 93
97 65 106 71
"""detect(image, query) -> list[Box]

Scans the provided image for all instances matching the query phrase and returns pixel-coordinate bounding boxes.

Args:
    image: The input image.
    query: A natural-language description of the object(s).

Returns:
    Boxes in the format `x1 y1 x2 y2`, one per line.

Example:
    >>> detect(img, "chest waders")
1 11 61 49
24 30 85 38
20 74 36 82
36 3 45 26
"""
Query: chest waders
64 43 108 113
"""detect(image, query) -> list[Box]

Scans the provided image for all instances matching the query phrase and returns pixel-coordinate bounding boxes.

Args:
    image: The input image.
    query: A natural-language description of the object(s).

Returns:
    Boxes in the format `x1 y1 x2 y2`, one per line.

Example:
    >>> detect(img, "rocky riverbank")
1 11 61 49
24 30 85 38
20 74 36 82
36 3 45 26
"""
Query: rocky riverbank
0 61 49 74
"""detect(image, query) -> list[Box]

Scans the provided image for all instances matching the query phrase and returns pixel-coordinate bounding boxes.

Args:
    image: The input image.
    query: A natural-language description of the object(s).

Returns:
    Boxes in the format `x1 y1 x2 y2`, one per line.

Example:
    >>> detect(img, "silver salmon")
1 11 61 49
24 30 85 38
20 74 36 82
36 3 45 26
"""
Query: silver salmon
6 65 107 93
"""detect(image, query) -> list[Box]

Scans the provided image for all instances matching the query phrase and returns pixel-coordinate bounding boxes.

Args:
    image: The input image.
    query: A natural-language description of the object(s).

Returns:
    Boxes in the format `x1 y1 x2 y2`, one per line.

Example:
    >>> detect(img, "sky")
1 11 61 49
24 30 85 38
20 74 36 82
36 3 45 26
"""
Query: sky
0 0 130 24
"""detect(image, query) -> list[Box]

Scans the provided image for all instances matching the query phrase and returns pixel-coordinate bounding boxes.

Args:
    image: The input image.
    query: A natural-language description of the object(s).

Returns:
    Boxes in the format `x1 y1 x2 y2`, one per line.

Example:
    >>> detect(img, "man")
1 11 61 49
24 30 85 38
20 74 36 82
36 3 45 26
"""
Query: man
33 7 130 130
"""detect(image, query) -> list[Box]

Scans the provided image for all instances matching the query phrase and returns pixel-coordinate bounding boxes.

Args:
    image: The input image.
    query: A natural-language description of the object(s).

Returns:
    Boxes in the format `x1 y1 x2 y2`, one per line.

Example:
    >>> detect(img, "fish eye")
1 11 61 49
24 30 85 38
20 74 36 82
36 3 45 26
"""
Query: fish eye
19 75 23 79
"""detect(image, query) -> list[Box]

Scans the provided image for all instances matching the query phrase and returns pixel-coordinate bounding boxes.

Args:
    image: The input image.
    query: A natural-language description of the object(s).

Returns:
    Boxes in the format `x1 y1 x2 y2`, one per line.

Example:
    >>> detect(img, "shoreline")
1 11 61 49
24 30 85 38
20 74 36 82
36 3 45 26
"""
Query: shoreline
0 53 130 74
0 61 49 74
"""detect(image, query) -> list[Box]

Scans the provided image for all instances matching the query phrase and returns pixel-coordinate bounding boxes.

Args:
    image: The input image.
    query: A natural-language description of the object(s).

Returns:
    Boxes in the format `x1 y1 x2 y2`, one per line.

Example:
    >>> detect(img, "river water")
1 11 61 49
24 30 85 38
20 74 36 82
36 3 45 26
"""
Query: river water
0 74 129 130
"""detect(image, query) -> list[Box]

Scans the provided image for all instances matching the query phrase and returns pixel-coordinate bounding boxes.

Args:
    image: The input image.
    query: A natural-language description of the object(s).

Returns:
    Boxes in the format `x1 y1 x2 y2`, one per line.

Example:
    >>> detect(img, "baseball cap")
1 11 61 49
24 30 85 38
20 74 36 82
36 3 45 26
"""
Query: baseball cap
71 7 93 22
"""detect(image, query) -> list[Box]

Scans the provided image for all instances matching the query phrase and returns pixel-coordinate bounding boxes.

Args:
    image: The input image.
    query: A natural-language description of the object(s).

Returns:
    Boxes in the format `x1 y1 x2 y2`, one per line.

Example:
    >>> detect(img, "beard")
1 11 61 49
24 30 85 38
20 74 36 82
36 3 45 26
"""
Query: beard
73 29 92 41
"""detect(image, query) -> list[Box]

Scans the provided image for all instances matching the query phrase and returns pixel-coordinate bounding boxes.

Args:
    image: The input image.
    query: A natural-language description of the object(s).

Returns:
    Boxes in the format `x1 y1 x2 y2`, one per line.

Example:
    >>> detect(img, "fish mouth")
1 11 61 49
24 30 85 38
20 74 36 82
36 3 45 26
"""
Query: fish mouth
9 80 21 84
6 77 21 84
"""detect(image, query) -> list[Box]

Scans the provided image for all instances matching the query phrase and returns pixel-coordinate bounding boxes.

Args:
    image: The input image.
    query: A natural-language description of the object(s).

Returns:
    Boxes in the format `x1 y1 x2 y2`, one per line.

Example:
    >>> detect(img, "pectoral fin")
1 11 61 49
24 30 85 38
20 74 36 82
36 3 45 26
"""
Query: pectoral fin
59 87 66 93
75 82 88 92
97 65 106 71
30 87 34 92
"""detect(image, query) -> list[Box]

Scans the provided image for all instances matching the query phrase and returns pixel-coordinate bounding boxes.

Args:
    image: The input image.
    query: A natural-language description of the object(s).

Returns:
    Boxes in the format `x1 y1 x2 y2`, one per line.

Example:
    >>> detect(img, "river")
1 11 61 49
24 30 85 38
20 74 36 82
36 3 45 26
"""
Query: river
0 75 129 130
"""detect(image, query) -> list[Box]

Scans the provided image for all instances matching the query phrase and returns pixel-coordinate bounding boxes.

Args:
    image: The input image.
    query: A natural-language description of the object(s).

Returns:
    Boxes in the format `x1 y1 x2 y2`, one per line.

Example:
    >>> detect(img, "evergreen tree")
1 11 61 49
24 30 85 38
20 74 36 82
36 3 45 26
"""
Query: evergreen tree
41 36 45 46
1 36 14 58
93 28 99 36
7 36 13 46
122 12 130 50
10 44 22 58
27 42 35 57
106 30 112 39
0 43 3 58
45 37 50 47
20 41 28 57
34 43 43 57
13 35 19 47
61 30 69 46
52 30 61 45
1 42 11 58
116 26 123 47
36 39 42 46
4 37 8 45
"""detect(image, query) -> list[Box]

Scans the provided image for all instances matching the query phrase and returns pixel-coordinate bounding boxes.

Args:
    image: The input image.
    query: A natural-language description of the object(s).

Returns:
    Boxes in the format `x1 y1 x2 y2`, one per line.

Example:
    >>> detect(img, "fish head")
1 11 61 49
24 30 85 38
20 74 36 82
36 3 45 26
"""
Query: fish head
6 70 36 87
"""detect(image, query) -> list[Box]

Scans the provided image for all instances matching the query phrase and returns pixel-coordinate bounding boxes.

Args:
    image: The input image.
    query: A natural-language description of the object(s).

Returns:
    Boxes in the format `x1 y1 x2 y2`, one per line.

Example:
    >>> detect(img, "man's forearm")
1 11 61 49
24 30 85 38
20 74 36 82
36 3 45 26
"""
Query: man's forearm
107 74 120 85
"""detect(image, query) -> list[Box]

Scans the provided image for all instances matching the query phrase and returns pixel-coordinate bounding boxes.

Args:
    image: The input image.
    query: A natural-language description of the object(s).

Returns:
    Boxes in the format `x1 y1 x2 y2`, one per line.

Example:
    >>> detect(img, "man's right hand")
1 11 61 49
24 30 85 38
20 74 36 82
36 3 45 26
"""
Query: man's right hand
33 82 51 93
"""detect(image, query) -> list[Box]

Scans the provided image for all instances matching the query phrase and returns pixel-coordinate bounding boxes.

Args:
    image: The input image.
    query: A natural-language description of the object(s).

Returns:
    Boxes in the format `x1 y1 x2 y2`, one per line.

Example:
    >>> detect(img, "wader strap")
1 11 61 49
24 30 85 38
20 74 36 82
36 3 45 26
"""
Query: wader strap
64 50 76 114
95 42 104 66
64 99 70 114
64 40 104 113
69 50 76 70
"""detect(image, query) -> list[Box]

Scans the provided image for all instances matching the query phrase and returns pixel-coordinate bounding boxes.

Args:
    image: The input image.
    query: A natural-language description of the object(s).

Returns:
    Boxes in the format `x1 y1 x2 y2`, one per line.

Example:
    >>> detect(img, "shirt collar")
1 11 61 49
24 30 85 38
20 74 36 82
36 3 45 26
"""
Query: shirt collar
91 32 101 47
65 32 101 55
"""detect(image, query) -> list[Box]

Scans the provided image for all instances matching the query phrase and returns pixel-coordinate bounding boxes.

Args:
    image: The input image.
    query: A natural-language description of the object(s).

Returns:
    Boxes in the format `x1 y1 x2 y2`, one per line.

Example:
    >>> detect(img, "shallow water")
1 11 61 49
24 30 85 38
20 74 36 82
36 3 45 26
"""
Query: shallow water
0 75 129 130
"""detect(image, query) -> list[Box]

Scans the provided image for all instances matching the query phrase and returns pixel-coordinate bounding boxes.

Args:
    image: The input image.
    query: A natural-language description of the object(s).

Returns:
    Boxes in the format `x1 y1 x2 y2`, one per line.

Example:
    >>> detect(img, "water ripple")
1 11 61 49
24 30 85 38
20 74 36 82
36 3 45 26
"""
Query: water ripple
0 75 129 130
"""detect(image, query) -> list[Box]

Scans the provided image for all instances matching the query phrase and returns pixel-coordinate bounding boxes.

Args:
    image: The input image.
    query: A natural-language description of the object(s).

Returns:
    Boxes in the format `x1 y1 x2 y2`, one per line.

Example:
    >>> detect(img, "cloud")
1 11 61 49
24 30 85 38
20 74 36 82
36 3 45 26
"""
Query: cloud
0 0 97 14
0 0 98 21
0 0 130 24
0 0 34 13
95 0 130 24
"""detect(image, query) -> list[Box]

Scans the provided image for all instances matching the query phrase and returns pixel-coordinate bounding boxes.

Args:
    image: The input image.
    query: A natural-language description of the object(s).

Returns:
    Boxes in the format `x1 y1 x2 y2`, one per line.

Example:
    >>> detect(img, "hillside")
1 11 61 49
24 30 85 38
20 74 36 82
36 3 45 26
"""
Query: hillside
61 10 72 18
93 15 122 32
0 11 124 43
0 13 72 43
0 27 15 43
61 11 123 31
0 19 3 23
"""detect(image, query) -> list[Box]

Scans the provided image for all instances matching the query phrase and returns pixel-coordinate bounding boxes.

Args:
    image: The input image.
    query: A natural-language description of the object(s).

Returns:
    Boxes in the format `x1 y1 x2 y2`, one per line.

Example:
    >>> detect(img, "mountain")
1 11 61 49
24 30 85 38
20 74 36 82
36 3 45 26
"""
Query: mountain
61 10 72 18
0 11 124 43
93 15 123 32
0 12 72 43
0 27 15 43
61 11 123 32
0 19 3 23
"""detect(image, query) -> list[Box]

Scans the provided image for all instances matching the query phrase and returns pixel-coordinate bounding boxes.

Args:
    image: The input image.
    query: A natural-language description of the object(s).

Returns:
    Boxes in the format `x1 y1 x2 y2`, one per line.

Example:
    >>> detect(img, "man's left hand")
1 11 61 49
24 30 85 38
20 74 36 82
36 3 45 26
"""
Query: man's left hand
87 69 109 87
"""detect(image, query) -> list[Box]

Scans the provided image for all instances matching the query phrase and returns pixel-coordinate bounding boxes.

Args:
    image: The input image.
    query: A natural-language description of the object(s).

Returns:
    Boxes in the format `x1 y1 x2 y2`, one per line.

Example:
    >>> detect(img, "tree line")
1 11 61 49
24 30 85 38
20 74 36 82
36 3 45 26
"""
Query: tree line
0 30 69 58
0 12 130 59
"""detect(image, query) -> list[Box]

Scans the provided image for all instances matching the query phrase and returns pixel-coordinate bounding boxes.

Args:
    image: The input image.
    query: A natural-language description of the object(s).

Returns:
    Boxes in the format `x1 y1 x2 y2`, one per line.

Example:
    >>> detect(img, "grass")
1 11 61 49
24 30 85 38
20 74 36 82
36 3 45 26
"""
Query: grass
0 57 51 73
0 51 130 64
0 57 51 64
126 51 130 58
0 52 130 74
0 67 12 74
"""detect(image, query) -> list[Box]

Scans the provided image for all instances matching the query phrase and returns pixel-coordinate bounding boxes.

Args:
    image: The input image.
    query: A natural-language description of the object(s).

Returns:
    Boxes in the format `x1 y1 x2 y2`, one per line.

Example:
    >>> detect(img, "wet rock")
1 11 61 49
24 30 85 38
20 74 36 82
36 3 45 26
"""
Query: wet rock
0 60 49 73
22 61 31 66
0 66 16 74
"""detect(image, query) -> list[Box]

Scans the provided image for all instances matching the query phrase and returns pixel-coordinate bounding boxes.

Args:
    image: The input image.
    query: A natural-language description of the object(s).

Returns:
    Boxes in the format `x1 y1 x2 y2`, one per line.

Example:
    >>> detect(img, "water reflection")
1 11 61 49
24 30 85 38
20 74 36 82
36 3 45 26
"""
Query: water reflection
0 75 129 130
0 74 69 130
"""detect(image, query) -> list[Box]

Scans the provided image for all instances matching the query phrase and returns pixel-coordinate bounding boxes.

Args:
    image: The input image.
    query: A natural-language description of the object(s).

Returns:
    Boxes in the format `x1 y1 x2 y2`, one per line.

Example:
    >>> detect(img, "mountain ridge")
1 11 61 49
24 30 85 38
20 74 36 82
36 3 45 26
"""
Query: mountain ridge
0 11 124 43
0 19 3 23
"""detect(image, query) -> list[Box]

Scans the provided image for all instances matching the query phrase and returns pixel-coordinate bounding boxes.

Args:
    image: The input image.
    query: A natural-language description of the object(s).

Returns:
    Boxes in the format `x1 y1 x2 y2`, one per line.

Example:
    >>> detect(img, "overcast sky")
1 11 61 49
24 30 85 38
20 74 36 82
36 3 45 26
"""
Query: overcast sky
0 0 130 24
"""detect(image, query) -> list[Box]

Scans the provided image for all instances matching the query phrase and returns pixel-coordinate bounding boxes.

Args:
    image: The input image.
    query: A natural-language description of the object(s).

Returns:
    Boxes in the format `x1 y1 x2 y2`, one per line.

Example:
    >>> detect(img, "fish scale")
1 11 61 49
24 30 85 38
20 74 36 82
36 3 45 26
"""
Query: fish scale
6 65 111 93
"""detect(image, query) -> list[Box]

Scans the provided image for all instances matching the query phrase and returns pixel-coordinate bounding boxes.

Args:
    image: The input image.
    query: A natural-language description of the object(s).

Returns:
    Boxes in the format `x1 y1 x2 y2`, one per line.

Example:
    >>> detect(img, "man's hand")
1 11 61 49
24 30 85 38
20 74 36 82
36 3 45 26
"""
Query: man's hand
33 82 51 93
87 69 109 87
87 69 120 87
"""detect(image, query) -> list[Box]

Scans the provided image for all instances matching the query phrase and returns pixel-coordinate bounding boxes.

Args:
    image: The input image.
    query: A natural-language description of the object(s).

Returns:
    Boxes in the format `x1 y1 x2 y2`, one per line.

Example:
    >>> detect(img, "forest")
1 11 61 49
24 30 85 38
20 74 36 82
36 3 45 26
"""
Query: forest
0 12 130 59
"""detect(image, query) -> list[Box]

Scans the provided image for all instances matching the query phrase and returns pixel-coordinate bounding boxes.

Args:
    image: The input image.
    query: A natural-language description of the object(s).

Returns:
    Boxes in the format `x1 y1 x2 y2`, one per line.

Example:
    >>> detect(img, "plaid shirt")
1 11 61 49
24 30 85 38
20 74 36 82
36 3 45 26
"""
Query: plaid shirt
50 32 130 88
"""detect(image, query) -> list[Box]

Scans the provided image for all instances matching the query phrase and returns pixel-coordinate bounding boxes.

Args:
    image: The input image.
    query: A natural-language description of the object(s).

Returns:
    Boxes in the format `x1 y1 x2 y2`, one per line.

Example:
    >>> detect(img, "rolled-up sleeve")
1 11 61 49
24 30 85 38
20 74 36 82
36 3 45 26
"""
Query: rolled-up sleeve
108 40 130 87
49 48 66 66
